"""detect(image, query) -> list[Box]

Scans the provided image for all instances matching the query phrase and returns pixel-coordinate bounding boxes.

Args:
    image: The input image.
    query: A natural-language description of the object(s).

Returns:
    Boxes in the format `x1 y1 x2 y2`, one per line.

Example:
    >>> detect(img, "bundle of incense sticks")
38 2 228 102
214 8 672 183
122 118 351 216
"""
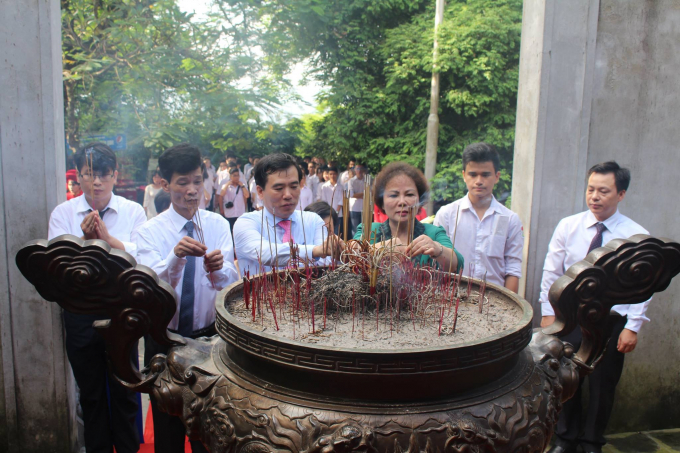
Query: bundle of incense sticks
405 205 418 245
87 150 96 211
342 189 350 242
191 205 216 289
361 175 373 243
447 204 461 275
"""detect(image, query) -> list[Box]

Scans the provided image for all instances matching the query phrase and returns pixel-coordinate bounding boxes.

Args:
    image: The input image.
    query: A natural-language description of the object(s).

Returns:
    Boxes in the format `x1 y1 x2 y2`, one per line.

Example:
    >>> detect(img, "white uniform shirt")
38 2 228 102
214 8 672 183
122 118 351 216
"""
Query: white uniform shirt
340 170 352 186
347 176 365 212
249 178 263 210
234 208 328 276
143 184 162 219
48 194 146 257
244 163 253 182
221 182 247 218
307 174 320 201
319 181 344 216
198 179 212 210
538 209 650 332
133 205 239 331
205 165 217 185
298 185 314 211
214 169 244 191
434 195 523 287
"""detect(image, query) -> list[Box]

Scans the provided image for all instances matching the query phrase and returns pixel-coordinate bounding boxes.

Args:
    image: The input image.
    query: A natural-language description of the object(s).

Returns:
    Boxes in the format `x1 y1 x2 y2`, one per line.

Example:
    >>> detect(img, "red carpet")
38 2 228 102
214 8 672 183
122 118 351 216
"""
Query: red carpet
138 403 191 452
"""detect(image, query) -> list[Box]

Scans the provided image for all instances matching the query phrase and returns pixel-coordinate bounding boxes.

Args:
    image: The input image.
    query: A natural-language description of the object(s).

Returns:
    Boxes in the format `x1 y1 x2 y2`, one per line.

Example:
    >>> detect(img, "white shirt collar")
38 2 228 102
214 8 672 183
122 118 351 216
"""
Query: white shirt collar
460 194 503 215
262 206 300 224
585 209 622 230
75 192 118 214
167 204 195 233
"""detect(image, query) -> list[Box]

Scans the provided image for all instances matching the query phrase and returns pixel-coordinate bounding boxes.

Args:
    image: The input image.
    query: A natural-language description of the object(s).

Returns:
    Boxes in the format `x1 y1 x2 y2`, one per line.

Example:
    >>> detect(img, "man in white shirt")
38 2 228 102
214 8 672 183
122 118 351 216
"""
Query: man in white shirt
434 143 523 291
339 158 355 186
318 166 344 235
541 162 648 453
214 160 230 195
226 153 246 182
134 143 239 453
49 142 146 453
203 156 216 183
347 163 367 238
244 155 255 182
306 162 320 201
298 174 314 211
218 167 249 232
234 153 344 276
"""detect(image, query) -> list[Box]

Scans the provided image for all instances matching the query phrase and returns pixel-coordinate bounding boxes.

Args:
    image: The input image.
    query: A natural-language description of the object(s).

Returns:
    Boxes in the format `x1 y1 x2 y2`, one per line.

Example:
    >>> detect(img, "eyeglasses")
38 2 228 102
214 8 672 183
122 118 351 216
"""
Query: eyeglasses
79 172 114 182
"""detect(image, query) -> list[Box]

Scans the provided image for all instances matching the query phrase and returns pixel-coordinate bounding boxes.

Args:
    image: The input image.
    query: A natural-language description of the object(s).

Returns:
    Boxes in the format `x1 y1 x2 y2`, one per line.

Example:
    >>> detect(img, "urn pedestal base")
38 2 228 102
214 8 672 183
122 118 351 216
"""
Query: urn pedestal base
153 335 567 453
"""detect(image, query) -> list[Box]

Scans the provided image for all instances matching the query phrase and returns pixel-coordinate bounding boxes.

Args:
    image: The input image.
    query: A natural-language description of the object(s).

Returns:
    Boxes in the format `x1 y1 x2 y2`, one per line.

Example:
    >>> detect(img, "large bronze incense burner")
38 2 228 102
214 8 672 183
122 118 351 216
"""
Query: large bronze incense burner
16 234 680 452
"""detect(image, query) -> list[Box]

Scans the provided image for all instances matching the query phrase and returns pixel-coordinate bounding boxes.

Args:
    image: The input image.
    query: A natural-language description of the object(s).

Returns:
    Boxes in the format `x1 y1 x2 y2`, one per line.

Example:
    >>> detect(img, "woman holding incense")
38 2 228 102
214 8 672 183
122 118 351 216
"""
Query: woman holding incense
354 162 464 272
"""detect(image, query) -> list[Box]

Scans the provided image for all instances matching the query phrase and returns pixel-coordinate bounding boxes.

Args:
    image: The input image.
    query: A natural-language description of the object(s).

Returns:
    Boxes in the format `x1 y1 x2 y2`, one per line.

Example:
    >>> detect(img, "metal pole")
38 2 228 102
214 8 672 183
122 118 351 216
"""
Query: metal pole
425 0 445 215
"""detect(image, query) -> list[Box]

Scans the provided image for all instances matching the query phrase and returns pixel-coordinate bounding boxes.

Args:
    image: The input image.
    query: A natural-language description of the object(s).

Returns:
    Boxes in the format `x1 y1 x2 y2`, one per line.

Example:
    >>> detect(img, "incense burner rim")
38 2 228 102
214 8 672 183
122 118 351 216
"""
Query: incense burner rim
215 269 534 356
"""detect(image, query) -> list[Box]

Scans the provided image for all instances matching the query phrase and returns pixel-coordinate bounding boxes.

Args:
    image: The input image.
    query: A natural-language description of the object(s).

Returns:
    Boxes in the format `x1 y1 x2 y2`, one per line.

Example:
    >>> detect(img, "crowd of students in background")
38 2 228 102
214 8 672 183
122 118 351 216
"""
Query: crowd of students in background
132 153 381 239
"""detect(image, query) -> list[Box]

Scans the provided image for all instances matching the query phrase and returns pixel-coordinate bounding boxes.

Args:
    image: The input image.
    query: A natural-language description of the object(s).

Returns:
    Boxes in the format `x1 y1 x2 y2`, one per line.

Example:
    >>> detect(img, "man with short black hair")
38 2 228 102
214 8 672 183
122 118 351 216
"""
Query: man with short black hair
542 161 648 453
434 142 523 292
340 158 356 186
234 153 343 276
318 166 344 235
134 143 239 453
306 162 320 201
347 163 367 237
49 142 146 453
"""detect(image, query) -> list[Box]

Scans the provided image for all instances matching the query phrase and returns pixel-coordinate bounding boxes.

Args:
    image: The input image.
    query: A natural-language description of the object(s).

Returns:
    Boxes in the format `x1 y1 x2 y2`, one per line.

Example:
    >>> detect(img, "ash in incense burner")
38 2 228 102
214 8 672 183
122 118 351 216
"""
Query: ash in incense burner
229 266 522 348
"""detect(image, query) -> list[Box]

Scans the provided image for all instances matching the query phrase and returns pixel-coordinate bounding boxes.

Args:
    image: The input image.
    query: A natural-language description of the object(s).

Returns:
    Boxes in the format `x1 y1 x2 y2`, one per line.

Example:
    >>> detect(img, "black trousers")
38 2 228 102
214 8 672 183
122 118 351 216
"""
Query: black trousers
144 329 214 453
555 316 628 451
63 312 140 453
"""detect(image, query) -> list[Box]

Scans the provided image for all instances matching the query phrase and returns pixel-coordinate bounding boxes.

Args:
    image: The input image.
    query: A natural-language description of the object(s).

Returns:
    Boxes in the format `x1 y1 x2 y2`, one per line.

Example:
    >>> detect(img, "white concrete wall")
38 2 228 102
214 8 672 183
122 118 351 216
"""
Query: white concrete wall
514 0 680 432
0 0 78 450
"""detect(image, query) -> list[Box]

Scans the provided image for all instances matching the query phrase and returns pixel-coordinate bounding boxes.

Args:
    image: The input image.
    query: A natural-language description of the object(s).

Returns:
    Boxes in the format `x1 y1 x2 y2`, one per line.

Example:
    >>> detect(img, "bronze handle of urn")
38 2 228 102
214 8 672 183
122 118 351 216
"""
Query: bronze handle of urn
532 234 680 402
15 235 185 393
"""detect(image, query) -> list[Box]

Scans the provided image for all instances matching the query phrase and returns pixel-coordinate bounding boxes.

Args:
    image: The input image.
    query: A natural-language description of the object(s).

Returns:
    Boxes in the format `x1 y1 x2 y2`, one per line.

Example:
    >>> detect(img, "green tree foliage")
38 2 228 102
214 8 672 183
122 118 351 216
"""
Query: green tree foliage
238 0 522 204
62 0 285 174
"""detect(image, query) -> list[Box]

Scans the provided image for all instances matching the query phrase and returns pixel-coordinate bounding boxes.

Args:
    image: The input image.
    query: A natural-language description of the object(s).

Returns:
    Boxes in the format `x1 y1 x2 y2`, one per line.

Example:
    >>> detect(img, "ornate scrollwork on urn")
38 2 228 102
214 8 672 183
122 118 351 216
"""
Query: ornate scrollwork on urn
15 234 183 392
544 234 680 373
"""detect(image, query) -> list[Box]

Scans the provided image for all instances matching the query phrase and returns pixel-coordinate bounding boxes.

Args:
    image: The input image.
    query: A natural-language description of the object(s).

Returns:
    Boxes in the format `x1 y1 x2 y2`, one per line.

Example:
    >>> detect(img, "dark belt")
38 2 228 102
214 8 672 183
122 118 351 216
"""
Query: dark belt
170 323 216 339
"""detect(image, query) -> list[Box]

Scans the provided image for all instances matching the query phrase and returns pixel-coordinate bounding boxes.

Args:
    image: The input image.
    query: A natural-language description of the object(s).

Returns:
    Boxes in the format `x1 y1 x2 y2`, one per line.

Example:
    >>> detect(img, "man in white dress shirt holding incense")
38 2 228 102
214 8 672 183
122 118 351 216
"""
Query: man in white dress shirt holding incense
234 153 343 277
542 162 649 453
134 143 239 453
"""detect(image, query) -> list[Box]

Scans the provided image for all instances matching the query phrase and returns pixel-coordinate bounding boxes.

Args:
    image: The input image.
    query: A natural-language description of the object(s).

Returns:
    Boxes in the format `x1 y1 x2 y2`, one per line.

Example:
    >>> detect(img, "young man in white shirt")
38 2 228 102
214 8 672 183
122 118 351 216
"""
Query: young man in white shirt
214 160 229 196
339 158 355 186
218 167 249 232
434 143 523 292
298 174 314 211
134 143 239 453
541 162 648 453
318 166 344 235
347 163 367 238
306 162 320 201
233 153 344 276
49 142 146 453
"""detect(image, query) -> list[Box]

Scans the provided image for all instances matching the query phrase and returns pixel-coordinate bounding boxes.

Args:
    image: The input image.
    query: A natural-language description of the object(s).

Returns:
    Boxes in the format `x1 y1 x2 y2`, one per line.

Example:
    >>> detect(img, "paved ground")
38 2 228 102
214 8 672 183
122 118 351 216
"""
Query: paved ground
602 429 680 453
547 429 680 452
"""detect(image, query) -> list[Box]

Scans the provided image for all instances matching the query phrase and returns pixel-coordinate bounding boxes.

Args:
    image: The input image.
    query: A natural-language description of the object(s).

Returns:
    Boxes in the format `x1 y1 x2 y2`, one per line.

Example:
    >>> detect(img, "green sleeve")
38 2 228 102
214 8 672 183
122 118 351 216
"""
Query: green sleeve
353 223 364 241
431 224 464 272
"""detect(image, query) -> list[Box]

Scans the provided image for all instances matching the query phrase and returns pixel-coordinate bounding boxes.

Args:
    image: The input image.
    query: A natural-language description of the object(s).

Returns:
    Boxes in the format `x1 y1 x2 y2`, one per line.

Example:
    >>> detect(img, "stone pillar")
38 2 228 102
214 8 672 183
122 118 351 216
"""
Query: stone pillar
513 0 680 432
0 0 77 451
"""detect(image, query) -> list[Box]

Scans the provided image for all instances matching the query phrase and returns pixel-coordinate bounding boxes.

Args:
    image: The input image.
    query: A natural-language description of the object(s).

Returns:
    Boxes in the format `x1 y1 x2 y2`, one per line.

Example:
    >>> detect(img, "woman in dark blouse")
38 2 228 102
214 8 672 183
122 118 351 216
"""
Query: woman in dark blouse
354 162 463 271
